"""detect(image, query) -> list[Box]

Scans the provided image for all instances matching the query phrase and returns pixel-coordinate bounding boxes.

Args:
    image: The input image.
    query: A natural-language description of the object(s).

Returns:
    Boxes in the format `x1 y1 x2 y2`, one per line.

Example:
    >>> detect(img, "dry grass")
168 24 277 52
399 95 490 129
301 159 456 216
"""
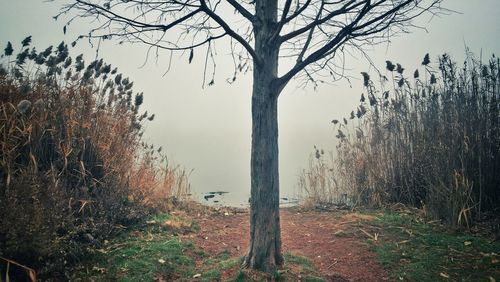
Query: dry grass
299 52 499 228
0 37 190 280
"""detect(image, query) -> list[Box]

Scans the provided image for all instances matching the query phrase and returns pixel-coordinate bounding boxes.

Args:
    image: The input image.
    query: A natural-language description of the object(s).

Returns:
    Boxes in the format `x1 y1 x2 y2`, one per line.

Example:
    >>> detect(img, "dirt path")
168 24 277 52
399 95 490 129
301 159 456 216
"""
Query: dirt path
182 208 388 281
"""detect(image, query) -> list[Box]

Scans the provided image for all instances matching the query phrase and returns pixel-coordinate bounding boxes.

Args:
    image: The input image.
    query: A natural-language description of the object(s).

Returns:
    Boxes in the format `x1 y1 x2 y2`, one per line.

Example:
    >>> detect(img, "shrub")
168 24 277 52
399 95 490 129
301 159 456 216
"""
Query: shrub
299 52 499 227
0 37 190 279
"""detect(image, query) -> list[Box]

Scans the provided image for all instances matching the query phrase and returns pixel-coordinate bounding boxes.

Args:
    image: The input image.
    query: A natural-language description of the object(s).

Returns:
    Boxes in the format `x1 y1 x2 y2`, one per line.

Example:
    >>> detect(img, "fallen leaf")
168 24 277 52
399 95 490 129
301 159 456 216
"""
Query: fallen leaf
440 272 450 279
464 241 472 246
158 259 166 264
146 232 154 241
399 258 410 264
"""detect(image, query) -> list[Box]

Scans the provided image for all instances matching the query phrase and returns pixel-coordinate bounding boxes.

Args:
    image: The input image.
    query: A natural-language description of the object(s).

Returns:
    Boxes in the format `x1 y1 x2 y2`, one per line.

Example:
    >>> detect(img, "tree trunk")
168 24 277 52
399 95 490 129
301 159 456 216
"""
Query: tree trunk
243 0 284 272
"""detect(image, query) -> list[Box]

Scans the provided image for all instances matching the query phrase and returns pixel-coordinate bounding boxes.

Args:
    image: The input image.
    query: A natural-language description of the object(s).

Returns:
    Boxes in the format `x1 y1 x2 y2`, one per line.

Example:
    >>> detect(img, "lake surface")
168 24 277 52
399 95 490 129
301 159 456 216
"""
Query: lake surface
194 190 300 207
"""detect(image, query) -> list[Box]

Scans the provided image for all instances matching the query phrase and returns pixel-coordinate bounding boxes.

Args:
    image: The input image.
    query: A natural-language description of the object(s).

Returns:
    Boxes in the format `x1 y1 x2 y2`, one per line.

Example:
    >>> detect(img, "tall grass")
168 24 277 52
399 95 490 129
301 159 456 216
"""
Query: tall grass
299 52 499 227
297 147 348 207
0 37 190 279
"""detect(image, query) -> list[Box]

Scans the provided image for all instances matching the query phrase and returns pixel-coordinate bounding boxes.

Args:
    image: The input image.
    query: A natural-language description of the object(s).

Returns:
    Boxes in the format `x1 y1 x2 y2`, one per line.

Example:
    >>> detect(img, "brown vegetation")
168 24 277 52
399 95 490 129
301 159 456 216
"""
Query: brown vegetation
299 52 500 228
0 37 189 280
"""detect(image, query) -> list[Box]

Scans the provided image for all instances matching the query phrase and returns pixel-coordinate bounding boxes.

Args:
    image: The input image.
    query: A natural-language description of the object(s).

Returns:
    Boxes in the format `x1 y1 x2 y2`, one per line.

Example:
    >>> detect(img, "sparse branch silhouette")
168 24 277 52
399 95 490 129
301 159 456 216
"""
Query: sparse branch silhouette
63 0 445 272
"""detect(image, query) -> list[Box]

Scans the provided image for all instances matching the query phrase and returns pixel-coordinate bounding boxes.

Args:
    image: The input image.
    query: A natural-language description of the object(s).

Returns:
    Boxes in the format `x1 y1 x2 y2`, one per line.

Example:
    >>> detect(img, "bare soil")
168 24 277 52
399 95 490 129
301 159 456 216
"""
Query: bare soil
181 208 388 281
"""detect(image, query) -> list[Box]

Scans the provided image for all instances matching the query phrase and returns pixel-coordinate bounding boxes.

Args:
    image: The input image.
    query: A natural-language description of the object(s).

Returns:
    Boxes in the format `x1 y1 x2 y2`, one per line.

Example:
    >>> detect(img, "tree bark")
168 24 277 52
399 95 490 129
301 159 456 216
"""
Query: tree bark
243 0 284 272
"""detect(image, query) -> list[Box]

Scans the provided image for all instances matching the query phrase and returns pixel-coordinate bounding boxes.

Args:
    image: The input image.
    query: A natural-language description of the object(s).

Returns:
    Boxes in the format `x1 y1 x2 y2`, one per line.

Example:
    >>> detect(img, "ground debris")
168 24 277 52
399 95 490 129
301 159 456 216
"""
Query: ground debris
314 202 351 211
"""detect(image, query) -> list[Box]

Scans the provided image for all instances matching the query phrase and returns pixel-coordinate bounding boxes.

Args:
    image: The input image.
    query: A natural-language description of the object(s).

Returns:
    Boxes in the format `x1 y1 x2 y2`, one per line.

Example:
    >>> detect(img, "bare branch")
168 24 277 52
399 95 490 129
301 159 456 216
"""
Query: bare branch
271 0 293 40
63 0 445 92
280 0 363 44
73 0 202 32
226 0 255 22
281 0 312 26
199 0 261 66
276 0 445 91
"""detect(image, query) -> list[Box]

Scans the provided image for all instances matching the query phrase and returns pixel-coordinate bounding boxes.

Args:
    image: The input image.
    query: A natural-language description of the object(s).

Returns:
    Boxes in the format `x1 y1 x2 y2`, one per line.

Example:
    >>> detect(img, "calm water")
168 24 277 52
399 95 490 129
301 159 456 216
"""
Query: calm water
193 190 300 207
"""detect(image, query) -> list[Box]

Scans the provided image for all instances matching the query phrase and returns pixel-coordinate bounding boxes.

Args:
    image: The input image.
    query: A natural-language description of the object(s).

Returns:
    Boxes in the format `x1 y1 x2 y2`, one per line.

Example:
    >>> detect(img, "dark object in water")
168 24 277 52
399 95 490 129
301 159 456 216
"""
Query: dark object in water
204 194 215 201
208 191 229 196
279 197 299 206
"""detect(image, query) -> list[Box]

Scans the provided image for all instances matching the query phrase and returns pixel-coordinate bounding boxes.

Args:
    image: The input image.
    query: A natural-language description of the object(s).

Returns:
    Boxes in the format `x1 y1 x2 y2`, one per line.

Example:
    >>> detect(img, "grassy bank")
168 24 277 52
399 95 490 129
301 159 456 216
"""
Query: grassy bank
66 206 500 281
72 210 327 282
73 212 227 281
362 209 500 281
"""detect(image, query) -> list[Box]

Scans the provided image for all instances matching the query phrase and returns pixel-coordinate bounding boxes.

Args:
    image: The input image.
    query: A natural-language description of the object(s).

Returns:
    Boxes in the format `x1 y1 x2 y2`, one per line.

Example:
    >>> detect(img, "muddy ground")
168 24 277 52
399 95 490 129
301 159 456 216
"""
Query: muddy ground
180 208 388 281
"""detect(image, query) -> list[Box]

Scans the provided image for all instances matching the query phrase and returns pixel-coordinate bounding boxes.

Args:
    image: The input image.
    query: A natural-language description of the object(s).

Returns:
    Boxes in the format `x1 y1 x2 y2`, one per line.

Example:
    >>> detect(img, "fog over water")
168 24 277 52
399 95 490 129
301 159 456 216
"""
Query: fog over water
1 1 499 206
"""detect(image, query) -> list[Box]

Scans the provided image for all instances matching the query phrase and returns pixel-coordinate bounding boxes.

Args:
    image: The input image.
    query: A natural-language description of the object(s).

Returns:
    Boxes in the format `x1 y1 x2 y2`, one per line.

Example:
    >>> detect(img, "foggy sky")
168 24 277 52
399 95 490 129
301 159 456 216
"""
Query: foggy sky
1 0 499 205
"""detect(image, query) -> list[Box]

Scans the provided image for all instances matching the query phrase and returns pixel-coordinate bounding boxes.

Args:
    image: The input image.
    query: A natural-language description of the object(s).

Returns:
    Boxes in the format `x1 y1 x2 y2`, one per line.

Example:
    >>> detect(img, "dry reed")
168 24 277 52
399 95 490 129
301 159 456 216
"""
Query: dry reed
0 37 190 280
299 52 499 227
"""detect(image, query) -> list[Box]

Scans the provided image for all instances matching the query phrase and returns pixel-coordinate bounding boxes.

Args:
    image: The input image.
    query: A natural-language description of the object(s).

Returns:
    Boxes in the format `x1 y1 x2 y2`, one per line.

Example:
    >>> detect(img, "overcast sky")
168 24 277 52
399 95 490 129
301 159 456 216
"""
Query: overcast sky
1 1 499 205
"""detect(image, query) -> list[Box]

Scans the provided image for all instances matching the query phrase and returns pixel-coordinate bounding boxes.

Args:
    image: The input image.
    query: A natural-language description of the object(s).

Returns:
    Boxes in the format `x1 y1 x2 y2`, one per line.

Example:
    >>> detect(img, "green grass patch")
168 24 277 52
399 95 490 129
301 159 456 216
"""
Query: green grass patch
74 212 237 281
232 253 327 281
284 253 317 274
200 269 221 281
367 211 500 281
147 212 171 222
303 275 327 282
78 233 195 281
217 249 232 260
235 270 247 282
220 257 240 269
110 238 193 280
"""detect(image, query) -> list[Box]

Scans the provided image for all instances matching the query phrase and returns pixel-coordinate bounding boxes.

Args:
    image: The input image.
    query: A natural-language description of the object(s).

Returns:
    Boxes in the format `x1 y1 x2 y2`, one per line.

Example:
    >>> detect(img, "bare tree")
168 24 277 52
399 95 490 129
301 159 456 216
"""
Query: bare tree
61 0 444 272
